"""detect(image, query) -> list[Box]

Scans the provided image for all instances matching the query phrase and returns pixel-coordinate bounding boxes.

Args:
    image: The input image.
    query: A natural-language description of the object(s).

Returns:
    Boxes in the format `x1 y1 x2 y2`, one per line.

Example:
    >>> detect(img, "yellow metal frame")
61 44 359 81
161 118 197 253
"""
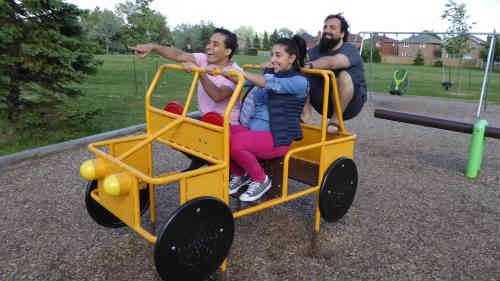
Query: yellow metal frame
237 65 356 232
81 63 357 274
84 64 244 243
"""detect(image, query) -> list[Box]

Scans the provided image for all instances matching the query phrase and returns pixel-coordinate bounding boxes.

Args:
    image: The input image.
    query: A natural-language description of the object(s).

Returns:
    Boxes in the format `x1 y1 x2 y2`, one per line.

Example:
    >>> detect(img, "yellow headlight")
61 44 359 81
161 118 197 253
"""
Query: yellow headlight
80 158 108 180
103 175 121 196
102 173 136 196
80 160 96 180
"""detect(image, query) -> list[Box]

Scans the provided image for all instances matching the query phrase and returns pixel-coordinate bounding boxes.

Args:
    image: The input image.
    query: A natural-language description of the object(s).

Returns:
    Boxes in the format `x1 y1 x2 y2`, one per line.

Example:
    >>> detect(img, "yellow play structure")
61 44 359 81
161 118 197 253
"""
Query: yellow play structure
79 64 358 280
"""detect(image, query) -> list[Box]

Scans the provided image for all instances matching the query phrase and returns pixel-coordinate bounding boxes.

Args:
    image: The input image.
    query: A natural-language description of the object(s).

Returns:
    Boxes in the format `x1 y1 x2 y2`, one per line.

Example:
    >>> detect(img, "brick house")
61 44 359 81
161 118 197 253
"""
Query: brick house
299 31 320 49
365 34 399 56
237 38 248 54
347 33 363 49
358 34 442 65
397 34 442 64
441 35 487 67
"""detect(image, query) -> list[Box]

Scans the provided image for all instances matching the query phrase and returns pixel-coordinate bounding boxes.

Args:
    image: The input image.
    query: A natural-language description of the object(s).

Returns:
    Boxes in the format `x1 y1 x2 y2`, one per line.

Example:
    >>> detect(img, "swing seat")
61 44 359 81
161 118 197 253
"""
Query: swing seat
441 81 453 91
389 69 408 95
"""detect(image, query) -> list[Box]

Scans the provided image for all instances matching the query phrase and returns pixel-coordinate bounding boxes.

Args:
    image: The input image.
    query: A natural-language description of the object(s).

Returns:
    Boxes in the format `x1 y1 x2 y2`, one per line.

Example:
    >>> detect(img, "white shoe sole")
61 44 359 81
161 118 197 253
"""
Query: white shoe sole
229 179 251 195
239 180 272 202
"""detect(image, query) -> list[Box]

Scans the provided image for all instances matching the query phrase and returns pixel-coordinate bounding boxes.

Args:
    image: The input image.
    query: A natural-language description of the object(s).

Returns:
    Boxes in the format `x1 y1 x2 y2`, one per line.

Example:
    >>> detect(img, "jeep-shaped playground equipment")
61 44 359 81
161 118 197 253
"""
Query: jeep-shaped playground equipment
79 64 358 280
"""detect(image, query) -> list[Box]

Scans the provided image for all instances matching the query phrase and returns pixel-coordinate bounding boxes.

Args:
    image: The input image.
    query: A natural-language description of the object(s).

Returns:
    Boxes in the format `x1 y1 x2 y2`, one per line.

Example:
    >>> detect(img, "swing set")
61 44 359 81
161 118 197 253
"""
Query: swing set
372 31 499 178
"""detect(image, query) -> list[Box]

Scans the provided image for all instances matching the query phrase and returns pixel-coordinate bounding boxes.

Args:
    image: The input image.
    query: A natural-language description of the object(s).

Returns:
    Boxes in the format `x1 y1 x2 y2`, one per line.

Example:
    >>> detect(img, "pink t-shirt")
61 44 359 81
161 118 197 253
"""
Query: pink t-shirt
193 53 242 125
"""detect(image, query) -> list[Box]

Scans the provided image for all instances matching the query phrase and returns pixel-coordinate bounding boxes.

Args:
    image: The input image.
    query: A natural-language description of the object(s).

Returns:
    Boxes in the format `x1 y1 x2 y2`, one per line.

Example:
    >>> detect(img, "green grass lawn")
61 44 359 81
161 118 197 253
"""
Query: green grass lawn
73 54 270 131
366 63 499 102
0 54 498 156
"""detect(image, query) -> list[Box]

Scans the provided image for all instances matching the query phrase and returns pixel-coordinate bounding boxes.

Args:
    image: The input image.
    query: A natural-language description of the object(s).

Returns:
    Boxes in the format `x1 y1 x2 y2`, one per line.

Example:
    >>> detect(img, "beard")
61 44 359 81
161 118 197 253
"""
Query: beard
319 35 341 52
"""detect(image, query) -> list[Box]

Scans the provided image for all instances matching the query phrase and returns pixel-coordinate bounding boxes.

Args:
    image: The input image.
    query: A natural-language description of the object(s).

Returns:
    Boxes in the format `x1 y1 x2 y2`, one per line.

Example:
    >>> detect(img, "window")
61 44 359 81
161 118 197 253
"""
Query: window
376 41 381 47
404 41 409 48
420 41 426 48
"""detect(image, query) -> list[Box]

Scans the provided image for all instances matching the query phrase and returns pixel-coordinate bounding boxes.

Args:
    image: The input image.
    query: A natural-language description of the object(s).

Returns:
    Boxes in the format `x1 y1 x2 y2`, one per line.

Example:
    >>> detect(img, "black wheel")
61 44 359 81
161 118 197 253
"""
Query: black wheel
85 180 150 228
154 197 234 281
319 157 358 222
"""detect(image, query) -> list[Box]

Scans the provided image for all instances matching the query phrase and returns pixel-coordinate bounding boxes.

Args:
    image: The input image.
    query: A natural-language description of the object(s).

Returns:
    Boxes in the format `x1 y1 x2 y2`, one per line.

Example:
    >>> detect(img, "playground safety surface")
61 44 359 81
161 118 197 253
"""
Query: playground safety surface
1 94 498 280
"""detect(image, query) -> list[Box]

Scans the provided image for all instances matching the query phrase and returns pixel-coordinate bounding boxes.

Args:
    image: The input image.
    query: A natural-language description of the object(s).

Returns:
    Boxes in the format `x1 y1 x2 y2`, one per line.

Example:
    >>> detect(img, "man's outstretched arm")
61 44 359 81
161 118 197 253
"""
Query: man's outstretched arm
128 44 196 64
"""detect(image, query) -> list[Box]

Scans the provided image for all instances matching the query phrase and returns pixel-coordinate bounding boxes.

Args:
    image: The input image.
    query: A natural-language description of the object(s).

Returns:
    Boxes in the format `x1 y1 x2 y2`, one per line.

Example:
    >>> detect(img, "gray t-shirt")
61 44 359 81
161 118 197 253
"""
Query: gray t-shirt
308 43 366 93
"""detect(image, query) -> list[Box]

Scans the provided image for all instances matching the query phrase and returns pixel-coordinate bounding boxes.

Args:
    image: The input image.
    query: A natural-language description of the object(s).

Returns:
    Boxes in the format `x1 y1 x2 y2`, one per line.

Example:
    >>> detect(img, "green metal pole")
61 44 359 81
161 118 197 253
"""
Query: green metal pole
466 119 488 178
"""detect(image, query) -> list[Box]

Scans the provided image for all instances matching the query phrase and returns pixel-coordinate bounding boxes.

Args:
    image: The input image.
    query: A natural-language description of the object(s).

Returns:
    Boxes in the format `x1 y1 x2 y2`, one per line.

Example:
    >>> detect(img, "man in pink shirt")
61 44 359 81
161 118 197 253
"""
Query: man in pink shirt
129 28 242 170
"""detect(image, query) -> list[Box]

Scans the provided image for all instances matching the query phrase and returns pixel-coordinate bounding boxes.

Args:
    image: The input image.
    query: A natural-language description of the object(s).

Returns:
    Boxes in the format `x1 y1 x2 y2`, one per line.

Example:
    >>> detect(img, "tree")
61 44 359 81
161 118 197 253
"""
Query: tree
245 35 252 48
296 28 309 35
441 1 473 59
86 9 124 54
116 0 173 48
413 50 425 65
171 21 215 52
441 0 475 92
262 31 271 50
0 0 101 126
197 21 215 51
278 27 293 39
423 29 442 41
233 25 255 46
172 23 194 50
269 29 279 46
253 33 261 49
433 48 443 59
480 35 500 64
361 45 381 63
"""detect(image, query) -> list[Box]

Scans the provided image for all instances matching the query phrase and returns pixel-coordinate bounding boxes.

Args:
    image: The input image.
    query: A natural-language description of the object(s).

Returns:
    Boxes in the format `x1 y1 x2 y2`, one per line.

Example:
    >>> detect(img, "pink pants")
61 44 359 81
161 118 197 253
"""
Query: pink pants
230 125 290 182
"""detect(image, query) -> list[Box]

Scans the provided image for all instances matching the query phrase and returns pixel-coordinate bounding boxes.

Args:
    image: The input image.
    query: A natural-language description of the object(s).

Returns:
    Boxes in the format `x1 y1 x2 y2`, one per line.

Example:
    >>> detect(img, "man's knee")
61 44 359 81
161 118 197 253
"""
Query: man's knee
336 71 354 98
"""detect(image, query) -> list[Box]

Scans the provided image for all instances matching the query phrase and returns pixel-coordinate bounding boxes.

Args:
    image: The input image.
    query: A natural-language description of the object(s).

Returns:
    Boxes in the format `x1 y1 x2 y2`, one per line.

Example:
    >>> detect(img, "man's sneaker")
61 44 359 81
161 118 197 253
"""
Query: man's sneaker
239 176 272 202
229 173 251 195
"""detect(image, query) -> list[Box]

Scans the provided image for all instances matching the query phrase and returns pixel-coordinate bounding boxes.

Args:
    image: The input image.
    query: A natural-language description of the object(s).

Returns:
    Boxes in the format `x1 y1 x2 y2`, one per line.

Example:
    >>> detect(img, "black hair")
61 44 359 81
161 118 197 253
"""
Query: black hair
275 35 307 69
213 28 238 59
324 13 350 42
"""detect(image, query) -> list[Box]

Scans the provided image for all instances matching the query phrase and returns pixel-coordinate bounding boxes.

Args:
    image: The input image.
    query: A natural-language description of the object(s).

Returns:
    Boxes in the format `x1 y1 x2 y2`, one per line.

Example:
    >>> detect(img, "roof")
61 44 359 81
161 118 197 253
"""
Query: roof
298 32 317 43
442 34 488 46
347 33 363 42
403 34 442 44
469 35 487 45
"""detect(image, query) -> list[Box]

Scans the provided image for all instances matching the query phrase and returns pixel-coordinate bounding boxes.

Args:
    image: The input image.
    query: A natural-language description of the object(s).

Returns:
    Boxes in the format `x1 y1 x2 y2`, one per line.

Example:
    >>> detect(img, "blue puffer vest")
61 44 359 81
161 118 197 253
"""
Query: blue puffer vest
268 68 307 147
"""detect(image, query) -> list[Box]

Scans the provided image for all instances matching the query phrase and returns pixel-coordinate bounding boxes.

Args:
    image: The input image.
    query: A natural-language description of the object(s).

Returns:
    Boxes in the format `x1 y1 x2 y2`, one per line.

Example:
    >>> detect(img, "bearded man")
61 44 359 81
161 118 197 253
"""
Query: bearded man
301 14 367 133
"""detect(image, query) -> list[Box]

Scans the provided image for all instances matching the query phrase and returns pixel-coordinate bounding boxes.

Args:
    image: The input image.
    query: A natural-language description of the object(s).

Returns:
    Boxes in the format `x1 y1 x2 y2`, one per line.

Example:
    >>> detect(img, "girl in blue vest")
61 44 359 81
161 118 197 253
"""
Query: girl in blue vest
222 35 309 201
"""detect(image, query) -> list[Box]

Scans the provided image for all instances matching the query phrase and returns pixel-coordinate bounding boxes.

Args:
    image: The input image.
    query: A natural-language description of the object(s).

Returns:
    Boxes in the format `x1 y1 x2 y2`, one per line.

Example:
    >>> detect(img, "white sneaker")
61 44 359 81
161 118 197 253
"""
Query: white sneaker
239 176 272 202
229 173 251 195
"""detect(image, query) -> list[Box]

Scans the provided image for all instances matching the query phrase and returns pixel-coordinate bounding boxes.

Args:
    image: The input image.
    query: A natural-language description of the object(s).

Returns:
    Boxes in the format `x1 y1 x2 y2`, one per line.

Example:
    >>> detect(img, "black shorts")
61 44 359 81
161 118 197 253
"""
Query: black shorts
308 75 367 121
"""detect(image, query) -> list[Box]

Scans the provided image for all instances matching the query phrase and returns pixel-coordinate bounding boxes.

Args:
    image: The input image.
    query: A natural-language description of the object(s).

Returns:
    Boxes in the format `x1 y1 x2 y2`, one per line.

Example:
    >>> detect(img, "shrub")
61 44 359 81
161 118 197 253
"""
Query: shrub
433 60 443 67
246 48 258 56
361 46 381 63
414 51 425 65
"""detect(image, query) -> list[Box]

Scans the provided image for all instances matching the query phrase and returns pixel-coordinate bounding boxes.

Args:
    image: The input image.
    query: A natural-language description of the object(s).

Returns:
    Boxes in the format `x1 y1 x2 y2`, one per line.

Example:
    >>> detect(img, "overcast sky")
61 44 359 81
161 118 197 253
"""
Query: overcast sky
66 0 499 37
